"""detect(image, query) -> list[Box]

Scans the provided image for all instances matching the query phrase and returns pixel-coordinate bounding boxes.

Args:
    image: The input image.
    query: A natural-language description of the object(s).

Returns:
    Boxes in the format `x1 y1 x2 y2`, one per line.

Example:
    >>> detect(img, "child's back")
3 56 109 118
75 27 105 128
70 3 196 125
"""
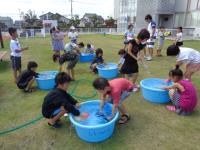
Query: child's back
178 80 198 112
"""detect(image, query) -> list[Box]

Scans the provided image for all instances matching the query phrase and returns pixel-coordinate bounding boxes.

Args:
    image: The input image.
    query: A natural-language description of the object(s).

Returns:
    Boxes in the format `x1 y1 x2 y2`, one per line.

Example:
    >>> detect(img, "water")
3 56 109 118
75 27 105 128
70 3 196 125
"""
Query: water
98 64 117 70
38 71 58 80
75 102 112 126
143 78 172 90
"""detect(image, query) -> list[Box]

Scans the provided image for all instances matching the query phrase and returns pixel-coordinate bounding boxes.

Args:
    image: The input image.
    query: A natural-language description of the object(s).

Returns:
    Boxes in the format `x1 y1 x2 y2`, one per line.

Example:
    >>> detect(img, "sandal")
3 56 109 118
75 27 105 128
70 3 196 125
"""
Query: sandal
24 88 34 93
118 114 130 124
48 122 62 128
166 105 176 112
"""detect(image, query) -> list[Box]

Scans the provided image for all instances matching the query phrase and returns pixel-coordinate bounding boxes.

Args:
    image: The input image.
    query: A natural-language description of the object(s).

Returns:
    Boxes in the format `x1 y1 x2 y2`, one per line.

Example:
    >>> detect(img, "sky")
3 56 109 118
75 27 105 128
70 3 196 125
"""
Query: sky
0 0 114 21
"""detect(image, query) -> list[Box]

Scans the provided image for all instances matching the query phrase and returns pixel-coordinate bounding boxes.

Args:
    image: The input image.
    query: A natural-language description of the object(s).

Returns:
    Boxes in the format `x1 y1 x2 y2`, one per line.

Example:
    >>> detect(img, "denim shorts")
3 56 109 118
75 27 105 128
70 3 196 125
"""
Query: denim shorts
107 91 131 106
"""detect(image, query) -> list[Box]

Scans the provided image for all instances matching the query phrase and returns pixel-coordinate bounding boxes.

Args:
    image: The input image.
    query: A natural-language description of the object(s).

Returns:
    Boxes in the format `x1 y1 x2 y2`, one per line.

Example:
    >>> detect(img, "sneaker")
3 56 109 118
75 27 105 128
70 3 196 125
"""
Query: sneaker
144 56 148 60
48 122 62 128
133 87 139 92
146 56 152 61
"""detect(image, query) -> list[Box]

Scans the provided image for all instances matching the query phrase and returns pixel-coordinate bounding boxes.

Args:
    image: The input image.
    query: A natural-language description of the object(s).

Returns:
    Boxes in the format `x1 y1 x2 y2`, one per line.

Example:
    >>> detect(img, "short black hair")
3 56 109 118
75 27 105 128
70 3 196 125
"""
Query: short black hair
159 26 165 29
128 24 133 29
137 28 150 40
145 14 152 20
95 48 103 56
171 65 183 79
78 42 84 48
93 78 109 90
55 72 72 87
177 26 183 32
27 61 38 70
167 45 180 56
87 43 91 48
8 27 17 36
118 49 126 55
52 53 60 62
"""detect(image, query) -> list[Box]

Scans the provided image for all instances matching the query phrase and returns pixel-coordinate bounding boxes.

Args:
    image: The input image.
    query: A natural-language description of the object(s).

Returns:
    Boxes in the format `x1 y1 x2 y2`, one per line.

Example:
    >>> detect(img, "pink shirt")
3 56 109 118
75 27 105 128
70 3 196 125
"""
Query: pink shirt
178 80 198 112
102 78 134 105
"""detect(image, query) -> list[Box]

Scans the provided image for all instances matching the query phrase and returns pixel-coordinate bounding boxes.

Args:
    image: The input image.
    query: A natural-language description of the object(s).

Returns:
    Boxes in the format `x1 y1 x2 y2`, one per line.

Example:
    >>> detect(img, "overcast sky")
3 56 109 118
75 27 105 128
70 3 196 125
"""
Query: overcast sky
0 0 114 20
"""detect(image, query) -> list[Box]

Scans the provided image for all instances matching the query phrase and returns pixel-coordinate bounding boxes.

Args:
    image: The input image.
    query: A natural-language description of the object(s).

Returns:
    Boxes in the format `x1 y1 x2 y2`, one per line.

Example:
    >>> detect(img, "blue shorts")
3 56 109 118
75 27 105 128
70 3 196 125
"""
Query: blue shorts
107 91 131 106
52 108 61 116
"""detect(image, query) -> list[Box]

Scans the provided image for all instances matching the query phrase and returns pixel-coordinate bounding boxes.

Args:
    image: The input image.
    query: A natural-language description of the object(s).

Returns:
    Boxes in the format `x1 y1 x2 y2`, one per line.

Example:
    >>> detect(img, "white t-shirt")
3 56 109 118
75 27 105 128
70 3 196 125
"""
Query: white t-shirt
64 42 78 52
176 32 183 42
177 47 200 64
68 32 78 40
10 39 21 57
118 57 125 65
147 21 156 37
125 31 135 41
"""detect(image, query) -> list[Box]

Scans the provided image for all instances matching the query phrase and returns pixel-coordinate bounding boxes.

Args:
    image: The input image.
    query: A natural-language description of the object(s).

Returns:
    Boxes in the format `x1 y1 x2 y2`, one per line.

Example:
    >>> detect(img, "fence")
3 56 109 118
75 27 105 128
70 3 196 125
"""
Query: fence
1 28 200 40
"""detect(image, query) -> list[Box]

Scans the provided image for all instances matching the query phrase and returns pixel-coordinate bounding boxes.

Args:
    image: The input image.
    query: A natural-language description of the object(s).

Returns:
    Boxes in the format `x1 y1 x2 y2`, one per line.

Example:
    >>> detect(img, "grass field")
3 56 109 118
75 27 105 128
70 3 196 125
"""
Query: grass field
0 34 200 150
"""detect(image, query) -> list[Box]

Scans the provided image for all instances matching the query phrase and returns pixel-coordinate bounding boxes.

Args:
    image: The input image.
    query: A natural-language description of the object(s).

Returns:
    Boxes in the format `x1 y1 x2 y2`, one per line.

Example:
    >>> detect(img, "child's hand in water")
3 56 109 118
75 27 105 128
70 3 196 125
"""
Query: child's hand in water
161 87 168 90
75 112 89 121
75 102 81 108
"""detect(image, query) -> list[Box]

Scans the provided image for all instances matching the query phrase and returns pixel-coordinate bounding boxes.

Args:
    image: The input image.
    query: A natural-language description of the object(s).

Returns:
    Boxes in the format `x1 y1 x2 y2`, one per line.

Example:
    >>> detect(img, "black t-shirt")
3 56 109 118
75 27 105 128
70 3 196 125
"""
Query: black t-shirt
17 70 38 84
59 53 76 65
91 56 104 65
42 88 80 118
124 39 143 64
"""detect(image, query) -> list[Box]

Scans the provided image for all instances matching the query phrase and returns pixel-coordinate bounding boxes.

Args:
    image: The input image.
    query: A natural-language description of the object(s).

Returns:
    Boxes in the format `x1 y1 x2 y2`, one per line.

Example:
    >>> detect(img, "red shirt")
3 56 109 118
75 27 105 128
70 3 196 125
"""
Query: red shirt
102 78 134 105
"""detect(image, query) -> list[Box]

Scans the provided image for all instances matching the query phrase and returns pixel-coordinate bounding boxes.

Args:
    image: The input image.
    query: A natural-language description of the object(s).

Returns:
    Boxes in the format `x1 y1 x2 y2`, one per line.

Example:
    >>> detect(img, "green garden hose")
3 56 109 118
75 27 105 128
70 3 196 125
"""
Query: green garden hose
0 79 97 136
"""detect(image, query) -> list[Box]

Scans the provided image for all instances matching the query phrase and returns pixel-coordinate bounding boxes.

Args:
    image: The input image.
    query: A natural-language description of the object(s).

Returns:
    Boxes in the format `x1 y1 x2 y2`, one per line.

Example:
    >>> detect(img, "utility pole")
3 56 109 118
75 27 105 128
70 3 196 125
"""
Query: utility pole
71 0 73 19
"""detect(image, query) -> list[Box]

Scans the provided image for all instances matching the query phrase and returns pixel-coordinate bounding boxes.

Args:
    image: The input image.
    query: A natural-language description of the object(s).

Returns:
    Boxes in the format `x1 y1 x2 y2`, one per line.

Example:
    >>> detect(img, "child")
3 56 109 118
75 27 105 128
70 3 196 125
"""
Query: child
51 26 65 55
84 43 94 54
156 26 165 57
9 27 29 83
162 65 198 116
90 48 104 73
68 26 78 43
52 52 77 72
93 77 134 124
167 45 200 80
17 61 38 92
175 27 183 46
120 28 150 91
124 24 135 49
145 14 157 61
118 49 126 68
42 72 88 128
64 42 84 80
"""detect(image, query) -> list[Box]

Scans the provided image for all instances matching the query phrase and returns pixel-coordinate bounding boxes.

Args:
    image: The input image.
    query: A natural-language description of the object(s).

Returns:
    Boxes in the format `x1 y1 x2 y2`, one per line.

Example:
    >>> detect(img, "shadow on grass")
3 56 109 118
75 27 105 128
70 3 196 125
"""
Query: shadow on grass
0 61 10 73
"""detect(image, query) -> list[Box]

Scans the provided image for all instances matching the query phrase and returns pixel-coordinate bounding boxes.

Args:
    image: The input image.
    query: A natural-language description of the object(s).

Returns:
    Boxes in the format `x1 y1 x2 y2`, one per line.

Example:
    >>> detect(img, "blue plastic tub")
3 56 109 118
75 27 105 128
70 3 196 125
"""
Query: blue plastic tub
69 100 119 143
79 53 94 62
140 78 172 104
96 63 118 79
36 71 58 90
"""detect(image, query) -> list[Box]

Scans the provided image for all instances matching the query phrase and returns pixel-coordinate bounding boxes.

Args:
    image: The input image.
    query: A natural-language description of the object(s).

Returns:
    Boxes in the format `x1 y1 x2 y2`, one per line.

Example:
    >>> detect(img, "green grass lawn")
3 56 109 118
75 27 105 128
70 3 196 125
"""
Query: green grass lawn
0 34 200 150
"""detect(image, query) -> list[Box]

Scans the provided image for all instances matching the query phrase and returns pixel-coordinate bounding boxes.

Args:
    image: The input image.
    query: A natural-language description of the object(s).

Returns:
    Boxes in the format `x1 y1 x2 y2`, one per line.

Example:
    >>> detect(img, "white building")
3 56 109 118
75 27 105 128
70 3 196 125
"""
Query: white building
114 0 200 32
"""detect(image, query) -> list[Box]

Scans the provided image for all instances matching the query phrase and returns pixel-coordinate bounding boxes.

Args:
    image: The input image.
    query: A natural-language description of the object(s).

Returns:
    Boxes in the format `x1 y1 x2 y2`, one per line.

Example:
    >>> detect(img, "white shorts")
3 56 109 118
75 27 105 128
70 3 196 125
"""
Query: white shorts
147 38 156 49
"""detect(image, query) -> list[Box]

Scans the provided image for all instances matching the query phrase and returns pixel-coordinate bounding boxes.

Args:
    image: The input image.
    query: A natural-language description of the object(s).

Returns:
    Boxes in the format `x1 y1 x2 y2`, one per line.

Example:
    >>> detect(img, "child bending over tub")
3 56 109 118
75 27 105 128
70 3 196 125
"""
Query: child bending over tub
162 65 198 116
42 72 88 128
93 77 135 124
167 45 200 80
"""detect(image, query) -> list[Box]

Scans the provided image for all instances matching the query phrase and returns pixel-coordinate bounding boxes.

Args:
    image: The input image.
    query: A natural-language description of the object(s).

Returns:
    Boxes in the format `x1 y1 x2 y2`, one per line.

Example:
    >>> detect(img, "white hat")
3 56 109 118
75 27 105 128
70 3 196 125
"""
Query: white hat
70 26 75 30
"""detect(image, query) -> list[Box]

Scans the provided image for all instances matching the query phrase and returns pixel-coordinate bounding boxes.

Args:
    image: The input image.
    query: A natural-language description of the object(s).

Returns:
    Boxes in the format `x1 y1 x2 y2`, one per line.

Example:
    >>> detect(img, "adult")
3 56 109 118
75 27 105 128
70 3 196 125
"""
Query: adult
68 26 78 44
145 14 157 61
50 26 65 55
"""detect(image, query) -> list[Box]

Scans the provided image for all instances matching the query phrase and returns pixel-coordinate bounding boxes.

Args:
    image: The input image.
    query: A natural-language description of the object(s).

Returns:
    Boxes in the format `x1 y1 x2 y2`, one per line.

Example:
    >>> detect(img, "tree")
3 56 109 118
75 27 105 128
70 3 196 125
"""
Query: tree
24 10 38 25
90 14 98 27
